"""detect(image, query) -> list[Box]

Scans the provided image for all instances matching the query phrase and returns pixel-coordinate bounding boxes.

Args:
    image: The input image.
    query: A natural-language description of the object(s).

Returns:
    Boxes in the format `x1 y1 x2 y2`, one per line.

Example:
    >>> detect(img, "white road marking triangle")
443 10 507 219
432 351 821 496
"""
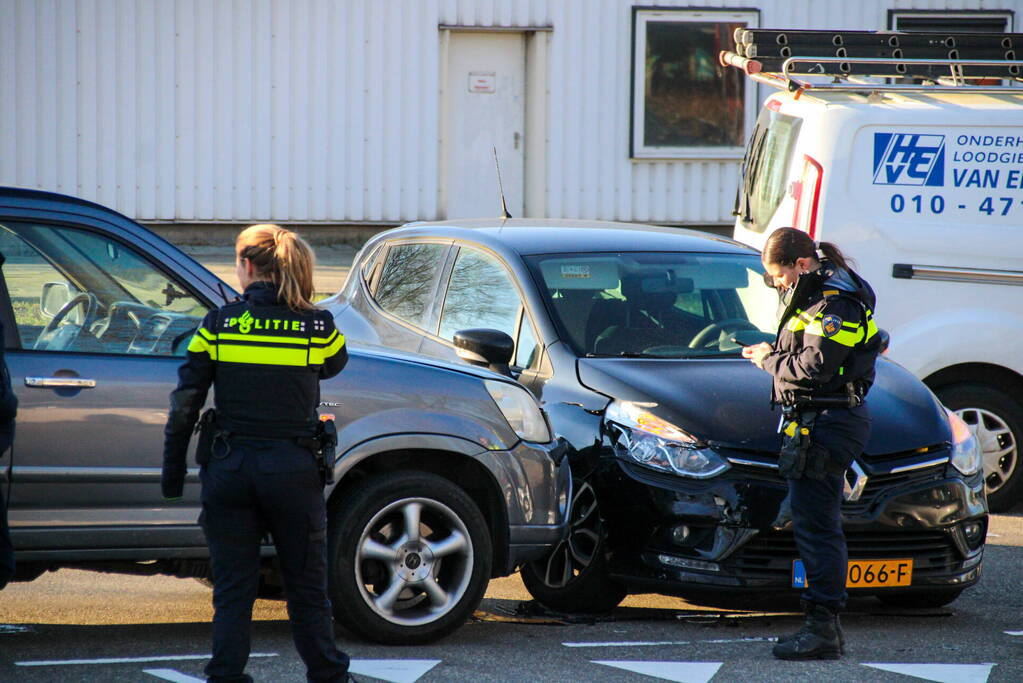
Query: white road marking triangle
862 663 996 683
143 670 204 683
592 661 723 683
348 659 442 683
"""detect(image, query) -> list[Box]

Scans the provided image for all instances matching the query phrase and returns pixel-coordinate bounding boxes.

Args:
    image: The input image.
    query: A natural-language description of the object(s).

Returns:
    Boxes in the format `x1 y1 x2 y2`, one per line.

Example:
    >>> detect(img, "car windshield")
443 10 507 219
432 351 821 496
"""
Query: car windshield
526 251 779 358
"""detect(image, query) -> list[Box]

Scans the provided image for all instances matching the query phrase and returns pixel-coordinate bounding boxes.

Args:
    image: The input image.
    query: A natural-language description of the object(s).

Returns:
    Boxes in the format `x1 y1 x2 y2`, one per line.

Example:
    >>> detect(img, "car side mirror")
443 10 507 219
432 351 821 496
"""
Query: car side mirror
40 282 72 318
454 328 514 377
878 329 890 355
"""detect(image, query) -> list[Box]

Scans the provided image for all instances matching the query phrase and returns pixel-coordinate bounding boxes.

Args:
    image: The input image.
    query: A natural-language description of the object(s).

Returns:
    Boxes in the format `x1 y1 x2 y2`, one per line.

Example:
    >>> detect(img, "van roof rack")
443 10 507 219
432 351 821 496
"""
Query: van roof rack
720 28 1023 95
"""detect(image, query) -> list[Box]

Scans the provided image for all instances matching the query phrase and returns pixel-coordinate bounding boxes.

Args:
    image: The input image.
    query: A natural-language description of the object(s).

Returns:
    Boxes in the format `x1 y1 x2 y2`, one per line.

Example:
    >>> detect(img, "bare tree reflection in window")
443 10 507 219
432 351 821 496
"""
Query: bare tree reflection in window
439 250 520 341
375 244 447 328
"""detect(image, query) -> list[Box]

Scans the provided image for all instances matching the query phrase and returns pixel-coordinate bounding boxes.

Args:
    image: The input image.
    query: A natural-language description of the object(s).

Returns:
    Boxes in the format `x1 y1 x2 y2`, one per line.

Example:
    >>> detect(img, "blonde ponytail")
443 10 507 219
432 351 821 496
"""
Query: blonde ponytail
236 224 317 312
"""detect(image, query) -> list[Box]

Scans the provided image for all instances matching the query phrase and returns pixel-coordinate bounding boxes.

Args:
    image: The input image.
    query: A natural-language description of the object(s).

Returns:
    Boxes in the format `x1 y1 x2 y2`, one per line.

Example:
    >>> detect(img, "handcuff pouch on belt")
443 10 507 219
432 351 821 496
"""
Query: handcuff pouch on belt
194 408 217 466
779 410 815 480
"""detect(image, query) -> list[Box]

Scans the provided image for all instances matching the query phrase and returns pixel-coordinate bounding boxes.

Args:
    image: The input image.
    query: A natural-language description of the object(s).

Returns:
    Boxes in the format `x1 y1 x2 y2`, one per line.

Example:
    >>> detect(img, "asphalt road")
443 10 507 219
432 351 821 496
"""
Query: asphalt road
1 513 1021 683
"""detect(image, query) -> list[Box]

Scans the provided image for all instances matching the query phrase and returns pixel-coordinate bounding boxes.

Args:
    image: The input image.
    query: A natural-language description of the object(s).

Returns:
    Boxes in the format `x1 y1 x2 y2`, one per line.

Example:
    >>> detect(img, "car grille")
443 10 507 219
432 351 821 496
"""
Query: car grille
725 529 961 583
842 462 947 515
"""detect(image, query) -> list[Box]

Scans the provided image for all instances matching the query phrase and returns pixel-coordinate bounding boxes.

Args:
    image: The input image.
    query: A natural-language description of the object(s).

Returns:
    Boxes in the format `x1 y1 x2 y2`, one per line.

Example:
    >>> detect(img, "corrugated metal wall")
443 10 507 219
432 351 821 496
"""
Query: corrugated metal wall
0 0 1014 225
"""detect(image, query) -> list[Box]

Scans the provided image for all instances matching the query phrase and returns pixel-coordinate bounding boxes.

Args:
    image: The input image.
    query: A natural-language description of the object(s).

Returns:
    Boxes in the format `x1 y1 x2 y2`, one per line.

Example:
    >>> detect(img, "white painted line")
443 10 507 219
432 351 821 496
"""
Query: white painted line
16 653 278 667
348 659 442 683
567 641 692 648
0 624 32 634
1005 630 1023 636
564 637 772 647
143 670 205 683
862 663 996 683
593 661 723 683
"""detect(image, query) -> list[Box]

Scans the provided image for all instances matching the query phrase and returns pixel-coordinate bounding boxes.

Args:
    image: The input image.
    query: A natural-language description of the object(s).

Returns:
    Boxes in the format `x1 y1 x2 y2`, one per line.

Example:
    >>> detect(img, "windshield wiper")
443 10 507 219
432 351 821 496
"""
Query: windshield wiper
584 351 672 359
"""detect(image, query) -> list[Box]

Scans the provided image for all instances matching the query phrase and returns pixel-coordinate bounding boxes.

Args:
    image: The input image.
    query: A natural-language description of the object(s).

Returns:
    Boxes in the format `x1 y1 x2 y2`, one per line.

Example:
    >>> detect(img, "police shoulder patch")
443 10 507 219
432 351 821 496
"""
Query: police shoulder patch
821 313 843 338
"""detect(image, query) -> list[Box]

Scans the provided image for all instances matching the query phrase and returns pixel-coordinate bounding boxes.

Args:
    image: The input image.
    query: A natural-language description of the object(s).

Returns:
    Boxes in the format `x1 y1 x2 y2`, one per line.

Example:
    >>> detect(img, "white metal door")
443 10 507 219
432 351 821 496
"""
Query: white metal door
442 32 525 219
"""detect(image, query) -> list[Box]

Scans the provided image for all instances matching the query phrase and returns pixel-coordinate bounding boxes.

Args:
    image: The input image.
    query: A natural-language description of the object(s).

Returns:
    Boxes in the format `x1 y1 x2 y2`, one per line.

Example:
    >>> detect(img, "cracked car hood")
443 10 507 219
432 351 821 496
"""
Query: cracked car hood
577 357 950 455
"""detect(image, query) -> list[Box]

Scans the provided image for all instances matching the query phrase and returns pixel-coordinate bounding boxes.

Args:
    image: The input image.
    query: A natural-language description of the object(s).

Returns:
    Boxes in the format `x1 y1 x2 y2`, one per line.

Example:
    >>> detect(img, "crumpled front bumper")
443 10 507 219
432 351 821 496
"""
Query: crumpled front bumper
602 451 987 596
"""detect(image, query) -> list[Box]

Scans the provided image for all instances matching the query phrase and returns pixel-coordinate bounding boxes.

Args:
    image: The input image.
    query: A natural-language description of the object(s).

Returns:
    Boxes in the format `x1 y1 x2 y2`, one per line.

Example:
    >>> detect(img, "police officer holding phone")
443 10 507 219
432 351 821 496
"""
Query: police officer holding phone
162 225 350 682
742 227 881 661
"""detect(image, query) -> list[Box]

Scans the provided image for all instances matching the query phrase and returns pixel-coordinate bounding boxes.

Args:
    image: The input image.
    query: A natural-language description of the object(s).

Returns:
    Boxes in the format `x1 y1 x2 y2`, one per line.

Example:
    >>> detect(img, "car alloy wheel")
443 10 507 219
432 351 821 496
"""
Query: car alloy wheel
956 406 1017 498
355 497 473 625
520 479 627 614
328 471 491 644
540 481 601 587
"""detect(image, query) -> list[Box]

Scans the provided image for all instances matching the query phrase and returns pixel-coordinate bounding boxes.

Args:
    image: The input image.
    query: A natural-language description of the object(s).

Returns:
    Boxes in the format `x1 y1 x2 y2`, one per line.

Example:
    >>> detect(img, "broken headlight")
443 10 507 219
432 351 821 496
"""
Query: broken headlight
605 401 730 479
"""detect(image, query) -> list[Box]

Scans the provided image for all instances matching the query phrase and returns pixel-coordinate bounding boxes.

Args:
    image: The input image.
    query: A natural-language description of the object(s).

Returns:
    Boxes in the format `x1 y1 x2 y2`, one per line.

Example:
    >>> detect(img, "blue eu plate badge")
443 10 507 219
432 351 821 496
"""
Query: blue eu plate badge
792 559 809 588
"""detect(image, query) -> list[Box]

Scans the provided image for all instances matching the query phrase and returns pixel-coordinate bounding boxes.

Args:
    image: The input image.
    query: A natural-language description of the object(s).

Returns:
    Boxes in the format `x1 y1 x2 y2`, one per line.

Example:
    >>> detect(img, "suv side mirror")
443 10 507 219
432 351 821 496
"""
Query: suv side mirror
454 328 514 377
878 329 890 355
40 282 72 318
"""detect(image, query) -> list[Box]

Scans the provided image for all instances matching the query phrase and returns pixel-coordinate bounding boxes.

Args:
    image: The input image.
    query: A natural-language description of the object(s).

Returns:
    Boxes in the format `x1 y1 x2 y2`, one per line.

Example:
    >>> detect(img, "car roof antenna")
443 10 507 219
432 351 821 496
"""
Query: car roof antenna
493 146 512 220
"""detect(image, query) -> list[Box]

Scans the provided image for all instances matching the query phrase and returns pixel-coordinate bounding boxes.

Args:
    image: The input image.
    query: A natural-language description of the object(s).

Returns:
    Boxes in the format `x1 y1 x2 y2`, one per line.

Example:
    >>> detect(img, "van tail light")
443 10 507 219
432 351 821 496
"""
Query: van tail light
790 154 823 239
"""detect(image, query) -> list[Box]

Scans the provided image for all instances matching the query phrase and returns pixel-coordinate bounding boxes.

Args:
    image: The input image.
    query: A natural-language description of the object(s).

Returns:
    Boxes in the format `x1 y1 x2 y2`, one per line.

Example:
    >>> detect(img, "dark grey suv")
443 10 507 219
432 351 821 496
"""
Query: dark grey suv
0 187 570 644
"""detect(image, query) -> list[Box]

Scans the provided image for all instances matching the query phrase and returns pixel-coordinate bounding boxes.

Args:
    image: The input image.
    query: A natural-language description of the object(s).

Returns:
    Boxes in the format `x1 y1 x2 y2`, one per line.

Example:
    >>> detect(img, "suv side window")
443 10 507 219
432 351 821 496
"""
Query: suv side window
373 242 448 329
0 222 208 355
439 247 524 347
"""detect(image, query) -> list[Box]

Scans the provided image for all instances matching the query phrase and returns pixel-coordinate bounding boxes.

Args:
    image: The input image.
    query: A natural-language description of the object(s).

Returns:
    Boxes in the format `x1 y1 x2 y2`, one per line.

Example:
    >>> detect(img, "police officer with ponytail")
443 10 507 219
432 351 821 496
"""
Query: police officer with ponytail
163 225 351 682
742 227 881 661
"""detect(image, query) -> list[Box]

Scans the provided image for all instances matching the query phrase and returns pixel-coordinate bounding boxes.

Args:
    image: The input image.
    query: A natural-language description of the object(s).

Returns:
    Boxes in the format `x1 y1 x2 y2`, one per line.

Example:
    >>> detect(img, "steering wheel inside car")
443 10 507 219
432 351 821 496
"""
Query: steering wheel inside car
33 292 101 351
688 318 759 349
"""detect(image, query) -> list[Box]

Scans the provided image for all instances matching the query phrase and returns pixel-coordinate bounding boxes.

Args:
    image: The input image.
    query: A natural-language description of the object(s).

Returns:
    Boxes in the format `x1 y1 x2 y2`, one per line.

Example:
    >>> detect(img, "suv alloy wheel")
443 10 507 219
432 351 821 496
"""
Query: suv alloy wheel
327 471 492 644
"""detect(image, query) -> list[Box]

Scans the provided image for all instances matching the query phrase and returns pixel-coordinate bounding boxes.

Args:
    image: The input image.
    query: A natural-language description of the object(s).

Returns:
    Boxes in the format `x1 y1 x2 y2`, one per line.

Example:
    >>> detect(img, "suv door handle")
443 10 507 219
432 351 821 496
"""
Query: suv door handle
25 376 97 389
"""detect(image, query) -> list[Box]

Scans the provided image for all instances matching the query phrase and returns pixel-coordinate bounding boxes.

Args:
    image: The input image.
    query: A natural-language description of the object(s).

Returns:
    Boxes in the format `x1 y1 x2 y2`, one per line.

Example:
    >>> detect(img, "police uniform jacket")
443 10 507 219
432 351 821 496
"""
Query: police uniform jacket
762 260 881 406
161 281 347 498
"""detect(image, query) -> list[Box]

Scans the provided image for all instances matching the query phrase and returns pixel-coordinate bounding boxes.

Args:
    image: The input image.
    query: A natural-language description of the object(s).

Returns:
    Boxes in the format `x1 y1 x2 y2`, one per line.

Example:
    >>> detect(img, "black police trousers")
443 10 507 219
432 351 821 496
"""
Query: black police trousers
789 403 870 610
200 437 348 683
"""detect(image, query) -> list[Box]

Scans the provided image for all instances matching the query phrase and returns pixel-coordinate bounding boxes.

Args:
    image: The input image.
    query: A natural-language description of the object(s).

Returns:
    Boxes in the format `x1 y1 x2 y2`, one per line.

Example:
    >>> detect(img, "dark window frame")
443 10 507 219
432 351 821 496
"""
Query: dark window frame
630 6 760 160
887 8 1013 33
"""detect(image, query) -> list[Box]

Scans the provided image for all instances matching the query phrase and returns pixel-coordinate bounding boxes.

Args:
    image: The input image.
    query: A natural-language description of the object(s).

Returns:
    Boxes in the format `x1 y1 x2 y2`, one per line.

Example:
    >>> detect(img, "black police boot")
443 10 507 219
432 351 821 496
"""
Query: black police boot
772 602 843 660
776 600 846 654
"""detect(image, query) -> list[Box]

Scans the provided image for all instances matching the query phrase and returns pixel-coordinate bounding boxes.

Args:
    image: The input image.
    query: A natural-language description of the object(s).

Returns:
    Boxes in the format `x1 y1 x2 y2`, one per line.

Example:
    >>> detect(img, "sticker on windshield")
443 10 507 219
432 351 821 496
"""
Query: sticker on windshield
561 265 591 279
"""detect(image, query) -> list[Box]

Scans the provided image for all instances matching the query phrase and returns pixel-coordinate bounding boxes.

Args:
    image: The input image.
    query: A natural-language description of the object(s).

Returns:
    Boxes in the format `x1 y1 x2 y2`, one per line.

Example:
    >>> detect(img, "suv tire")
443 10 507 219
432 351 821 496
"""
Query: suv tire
937 383 1023 512
520 480 627 614
327 471 491 645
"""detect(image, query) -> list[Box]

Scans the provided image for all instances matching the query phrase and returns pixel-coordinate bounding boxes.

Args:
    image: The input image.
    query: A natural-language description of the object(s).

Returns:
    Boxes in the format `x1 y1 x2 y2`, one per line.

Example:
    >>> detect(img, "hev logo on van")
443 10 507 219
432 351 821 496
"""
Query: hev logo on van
872 133 945 187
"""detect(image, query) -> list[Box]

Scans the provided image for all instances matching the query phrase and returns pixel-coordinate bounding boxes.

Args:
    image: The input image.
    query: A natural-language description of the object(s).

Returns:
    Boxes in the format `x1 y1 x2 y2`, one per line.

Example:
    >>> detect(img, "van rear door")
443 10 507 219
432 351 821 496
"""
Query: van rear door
734 104 803 249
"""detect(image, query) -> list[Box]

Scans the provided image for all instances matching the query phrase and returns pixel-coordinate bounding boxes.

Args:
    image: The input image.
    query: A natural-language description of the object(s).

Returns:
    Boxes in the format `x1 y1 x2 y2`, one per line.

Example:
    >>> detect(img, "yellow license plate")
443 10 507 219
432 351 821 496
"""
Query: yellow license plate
792 559 913 588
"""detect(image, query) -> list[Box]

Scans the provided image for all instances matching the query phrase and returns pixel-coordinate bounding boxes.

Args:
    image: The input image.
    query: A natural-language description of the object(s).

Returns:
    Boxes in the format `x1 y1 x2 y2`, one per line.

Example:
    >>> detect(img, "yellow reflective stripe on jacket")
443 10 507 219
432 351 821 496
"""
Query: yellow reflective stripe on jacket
308 332 346 365
219 332 310 346
188 324 344 366
187 327 218 359
217 343 310 366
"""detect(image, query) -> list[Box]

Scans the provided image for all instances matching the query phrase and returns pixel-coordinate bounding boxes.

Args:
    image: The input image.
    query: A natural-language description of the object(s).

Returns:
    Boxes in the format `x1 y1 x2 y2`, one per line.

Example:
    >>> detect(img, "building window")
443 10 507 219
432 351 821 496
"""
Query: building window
631 8 758 160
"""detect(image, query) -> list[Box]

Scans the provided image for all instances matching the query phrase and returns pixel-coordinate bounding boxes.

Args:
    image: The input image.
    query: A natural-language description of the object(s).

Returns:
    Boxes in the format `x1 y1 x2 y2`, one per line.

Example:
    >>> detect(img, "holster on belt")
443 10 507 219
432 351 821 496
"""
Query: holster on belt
194 408 217 466
297 418 338 486
778 409 815 479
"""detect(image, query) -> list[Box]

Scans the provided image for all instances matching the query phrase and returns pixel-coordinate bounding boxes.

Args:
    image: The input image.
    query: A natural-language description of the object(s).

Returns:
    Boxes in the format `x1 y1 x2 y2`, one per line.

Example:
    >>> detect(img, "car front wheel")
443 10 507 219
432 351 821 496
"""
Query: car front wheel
327 471 492 644
937 383 1023 512
520 480 627 614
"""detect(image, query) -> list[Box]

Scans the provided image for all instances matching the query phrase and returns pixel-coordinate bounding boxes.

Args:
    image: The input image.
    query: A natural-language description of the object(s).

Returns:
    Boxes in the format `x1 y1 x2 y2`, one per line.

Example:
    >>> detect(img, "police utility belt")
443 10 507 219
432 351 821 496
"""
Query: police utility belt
777 382 865 481
193 408 338 485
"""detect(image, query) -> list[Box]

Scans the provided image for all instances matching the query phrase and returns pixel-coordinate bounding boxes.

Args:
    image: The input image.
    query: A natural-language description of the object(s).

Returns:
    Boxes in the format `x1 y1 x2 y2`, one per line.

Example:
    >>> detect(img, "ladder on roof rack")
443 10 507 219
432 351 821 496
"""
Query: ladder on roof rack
720 28 1023 94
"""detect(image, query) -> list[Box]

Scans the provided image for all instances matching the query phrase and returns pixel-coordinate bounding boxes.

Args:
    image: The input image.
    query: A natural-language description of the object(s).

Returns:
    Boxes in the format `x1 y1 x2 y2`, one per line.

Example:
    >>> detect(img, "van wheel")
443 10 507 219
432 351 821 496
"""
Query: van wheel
520 480 627 614
876 588 963 609
937 383 1023 512
327 471 491 645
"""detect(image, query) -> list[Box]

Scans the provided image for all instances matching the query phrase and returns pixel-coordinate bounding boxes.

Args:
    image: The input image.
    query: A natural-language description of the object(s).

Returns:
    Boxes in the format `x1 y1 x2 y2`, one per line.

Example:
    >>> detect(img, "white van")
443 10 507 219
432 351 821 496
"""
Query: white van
725 31 1023 510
